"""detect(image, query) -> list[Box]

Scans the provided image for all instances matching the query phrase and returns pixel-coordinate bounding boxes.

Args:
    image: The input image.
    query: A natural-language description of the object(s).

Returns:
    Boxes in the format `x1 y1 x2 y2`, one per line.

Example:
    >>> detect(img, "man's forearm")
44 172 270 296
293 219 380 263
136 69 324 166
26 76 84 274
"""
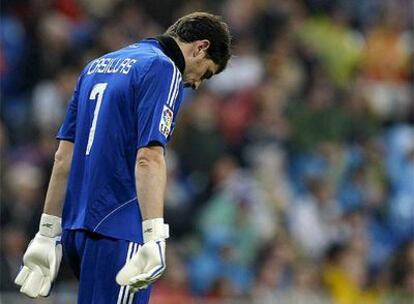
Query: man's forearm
135 146 166 220
43 141 74 217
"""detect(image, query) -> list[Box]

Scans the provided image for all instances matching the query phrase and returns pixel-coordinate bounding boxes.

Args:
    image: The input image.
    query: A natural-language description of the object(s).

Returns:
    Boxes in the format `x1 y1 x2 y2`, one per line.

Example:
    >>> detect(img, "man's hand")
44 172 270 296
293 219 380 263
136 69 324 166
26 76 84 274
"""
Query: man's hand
116 218 169 292
15 214 62 298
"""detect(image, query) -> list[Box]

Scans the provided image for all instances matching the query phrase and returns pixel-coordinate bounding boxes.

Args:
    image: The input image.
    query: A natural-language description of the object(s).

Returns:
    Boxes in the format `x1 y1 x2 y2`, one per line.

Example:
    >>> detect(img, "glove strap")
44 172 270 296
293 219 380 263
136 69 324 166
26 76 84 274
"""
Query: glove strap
142 218 169 243
39 213 62 238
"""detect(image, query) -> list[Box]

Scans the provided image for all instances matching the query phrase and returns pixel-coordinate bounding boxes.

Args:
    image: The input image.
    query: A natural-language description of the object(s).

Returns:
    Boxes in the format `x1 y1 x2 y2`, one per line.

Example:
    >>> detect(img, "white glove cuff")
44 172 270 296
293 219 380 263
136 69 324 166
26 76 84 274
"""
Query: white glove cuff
39 213 62 238
142 218 169 243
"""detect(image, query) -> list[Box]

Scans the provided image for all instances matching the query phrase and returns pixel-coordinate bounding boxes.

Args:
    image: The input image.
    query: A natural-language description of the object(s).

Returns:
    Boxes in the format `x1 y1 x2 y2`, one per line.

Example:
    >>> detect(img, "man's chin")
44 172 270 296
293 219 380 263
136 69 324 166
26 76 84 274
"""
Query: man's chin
184 82 196 89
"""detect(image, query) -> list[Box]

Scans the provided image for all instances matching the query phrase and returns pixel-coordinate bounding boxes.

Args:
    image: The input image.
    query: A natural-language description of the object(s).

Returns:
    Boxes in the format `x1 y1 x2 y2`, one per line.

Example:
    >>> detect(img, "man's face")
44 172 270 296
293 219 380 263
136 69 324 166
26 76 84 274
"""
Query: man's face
182 41 219 90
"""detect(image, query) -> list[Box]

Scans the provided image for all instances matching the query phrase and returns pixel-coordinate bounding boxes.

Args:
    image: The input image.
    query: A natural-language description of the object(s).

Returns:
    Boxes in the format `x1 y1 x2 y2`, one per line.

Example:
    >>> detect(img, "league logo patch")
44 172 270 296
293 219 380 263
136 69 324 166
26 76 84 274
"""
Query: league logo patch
159 105 174 138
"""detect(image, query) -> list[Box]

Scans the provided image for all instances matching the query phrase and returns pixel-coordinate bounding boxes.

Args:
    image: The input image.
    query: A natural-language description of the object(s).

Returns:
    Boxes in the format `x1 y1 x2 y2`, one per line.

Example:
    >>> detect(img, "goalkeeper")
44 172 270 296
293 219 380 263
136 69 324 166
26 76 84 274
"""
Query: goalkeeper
15 12 231 304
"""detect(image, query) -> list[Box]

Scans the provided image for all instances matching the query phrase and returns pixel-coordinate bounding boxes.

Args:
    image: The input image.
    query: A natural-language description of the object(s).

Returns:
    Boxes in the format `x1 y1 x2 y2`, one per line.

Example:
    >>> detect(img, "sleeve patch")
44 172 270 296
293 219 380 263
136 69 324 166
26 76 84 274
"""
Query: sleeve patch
159 105 174 138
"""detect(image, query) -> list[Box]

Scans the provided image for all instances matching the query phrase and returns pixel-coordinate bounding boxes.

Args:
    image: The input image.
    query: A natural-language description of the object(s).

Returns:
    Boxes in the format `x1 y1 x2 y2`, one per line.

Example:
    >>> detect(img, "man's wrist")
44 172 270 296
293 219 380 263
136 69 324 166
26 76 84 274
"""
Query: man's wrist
142 218 169 243
39 213 62 238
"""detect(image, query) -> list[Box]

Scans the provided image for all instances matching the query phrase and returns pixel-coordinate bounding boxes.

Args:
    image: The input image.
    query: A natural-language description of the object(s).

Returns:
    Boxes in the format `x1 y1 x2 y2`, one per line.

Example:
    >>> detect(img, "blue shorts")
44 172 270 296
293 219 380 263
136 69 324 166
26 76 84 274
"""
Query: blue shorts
62 229 151 304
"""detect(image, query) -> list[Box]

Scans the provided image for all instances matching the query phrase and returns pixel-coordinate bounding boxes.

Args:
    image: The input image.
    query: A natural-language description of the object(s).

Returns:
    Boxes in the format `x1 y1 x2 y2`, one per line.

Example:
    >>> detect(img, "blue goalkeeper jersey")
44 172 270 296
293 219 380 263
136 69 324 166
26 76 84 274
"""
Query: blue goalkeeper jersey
57 36 185 242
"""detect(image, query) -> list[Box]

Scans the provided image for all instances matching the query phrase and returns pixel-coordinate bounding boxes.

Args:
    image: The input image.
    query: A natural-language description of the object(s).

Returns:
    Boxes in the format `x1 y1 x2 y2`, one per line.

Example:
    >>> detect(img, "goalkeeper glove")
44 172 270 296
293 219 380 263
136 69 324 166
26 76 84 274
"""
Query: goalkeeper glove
15 213 62 298
116 218 169 292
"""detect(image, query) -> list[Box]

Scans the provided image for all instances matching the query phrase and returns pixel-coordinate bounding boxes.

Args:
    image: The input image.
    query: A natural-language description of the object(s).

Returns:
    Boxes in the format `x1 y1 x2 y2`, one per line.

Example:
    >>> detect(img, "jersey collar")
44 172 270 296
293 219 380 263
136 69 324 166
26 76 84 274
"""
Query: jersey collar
154 35 185 75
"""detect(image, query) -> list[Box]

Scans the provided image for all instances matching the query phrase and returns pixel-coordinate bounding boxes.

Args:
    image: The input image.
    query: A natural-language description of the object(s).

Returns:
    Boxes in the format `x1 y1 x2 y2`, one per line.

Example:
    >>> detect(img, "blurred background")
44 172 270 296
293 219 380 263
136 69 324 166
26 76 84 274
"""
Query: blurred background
1 0 413 303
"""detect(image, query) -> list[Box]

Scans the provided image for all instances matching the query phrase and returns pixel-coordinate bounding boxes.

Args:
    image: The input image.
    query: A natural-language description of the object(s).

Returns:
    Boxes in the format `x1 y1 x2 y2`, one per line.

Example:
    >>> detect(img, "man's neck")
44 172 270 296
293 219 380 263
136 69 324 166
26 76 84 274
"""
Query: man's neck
154 35 186 74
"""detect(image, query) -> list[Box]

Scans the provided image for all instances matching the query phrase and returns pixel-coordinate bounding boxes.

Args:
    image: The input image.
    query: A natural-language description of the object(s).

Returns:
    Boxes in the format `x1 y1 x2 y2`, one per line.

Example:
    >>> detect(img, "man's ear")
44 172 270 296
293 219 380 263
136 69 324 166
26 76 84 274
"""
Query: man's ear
194 40 210 57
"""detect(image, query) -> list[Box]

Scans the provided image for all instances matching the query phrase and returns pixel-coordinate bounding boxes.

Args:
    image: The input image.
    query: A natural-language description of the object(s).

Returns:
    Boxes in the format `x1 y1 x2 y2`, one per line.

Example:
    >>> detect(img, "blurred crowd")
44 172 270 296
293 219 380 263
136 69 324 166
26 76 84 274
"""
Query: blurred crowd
1 0 413 303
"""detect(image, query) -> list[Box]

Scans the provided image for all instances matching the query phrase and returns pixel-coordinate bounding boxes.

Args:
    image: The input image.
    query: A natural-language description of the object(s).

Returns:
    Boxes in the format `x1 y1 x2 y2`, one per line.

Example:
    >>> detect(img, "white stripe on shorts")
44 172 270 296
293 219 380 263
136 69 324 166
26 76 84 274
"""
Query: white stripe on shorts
123 243 139 304
117 242 134 304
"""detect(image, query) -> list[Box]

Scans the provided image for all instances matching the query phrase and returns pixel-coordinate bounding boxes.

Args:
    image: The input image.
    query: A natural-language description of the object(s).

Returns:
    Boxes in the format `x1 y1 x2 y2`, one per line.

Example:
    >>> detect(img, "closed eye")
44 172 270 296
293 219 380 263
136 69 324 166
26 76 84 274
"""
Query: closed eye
201 70 213 81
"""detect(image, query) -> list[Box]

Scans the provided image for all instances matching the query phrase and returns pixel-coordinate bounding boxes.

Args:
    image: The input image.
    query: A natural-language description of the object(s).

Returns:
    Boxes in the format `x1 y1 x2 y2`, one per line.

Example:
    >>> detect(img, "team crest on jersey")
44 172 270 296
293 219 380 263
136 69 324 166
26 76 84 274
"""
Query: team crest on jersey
159 105 174 138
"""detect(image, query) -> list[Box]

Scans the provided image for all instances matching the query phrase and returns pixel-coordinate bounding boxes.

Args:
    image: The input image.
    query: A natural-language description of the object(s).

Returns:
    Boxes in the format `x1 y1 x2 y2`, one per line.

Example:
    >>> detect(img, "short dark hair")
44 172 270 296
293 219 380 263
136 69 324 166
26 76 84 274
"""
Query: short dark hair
166 12 231 74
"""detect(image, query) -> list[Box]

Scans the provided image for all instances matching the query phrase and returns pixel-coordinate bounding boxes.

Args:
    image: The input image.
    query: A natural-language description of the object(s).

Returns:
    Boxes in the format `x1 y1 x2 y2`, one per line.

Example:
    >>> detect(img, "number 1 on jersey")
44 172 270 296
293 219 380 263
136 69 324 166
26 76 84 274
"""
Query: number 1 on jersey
86 83 108 155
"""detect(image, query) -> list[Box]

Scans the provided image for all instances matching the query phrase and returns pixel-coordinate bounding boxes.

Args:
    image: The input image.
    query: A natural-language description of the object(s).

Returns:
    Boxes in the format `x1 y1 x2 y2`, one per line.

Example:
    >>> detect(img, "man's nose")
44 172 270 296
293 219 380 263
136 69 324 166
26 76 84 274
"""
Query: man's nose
193 81 201 90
